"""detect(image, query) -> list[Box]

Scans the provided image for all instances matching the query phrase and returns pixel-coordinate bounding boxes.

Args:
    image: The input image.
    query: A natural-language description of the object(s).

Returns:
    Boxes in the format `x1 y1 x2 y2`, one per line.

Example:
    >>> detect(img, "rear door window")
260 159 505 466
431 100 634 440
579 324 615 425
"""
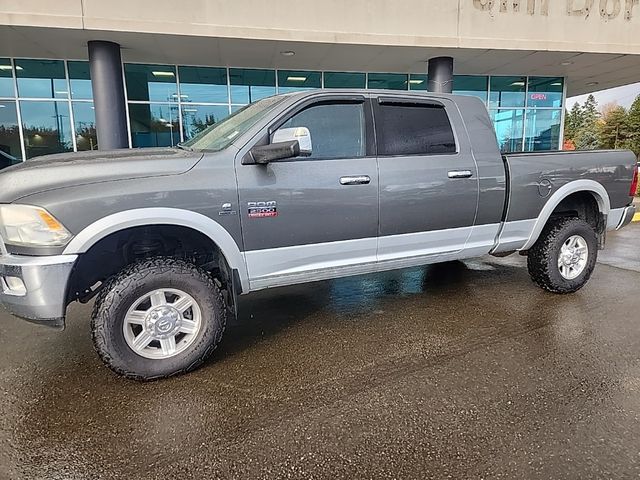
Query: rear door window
375 102 456 156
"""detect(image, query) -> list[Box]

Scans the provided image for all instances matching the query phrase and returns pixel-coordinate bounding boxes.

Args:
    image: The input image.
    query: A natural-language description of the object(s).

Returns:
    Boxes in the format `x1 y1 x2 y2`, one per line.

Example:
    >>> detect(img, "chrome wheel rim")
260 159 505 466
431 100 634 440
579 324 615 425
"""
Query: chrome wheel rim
557 235 588 280
123 288 202 360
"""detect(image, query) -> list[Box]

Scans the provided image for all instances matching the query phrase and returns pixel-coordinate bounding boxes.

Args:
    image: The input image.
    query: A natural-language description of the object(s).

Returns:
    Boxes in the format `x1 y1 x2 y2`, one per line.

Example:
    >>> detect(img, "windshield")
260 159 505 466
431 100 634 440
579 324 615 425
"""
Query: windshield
180 95 287 152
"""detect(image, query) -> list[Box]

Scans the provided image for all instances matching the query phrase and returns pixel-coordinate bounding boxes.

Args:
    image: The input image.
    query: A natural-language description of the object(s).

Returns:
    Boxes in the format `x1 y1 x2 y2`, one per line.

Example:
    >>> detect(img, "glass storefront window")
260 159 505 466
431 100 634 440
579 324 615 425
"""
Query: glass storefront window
124 64 178 102
524 109 561 151
409 74 427 91
0 101 21 161
490 109 524 153
277 70 321 93
0 59 14 98
367 73 408 90
181 104 230 140
68 61 93 100
323 72 366 89
15 59 67 99
229 69 276 104
454 75 488 102
72 102 97 151
527 77 563 108
129 103 180 148
20 100 73 158
489 76 526 108
0 56 569 157
178 66 227 104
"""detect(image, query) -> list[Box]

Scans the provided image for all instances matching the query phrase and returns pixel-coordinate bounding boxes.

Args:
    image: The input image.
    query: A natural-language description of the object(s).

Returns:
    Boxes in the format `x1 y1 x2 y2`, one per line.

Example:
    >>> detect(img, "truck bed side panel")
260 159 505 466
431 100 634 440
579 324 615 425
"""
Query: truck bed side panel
494 149 636 252
505 150 635 221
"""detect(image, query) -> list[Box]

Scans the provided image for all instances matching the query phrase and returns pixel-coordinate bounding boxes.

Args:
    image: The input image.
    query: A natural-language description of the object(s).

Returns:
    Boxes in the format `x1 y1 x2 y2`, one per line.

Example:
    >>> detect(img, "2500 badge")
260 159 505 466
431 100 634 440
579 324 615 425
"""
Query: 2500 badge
248 201 278 218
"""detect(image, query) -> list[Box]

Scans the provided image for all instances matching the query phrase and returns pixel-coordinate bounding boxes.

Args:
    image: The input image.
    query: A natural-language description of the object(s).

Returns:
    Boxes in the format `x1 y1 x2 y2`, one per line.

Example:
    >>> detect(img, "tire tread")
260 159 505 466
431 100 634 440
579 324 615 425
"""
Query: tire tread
527 217 597 294
91 257 226 381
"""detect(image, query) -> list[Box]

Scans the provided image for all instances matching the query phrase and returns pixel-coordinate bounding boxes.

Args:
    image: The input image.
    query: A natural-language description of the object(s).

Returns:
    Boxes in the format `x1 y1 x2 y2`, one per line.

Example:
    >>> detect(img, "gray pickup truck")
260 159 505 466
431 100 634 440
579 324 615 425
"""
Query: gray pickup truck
0 90 637 379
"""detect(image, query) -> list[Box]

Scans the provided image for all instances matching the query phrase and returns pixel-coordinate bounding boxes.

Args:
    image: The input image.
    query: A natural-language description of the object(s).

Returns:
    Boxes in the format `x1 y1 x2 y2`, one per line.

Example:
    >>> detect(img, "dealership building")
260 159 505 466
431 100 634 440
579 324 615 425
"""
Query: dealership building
0 0 639 161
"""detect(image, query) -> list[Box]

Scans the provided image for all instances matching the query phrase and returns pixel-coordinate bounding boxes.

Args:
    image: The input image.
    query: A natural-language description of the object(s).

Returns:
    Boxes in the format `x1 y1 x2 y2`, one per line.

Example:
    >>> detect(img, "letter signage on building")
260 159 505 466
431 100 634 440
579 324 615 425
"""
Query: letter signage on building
473 0 639 20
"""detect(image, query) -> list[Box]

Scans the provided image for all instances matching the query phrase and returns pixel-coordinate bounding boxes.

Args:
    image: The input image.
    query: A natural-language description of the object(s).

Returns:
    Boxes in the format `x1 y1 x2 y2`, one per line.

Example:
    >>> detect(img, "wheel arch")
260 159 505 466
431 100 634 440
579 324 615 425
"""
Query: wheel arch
520 180 610 251
62 208 249 292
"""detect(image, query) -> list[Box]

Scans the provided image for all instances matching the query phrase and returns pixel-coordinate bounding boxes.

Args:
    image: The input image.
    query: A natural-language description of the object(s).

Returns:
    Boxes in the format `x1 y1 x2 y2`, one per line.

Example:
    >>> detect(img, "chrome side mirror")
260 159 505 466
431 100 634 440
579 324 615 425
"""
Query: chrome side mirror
272 127 312 157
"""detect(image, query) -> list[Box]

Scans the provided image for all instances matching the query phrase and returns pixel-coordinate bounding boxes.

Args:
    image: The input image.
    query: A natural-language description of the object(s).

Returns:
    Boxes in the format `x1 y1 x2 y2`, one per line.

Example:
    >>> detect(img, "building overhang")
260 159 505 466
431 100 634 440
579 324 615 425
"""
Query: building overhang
1 0 639 96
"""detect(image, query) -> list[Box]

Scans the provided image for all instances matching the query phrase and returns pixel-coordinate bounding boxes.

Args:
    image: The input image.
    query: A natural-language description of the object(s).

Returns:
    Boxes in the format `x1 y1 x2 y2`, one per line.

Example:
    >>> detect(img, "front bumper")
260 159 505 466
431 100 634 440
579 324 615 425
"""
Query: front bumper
0 252 77 329
616 204 636 230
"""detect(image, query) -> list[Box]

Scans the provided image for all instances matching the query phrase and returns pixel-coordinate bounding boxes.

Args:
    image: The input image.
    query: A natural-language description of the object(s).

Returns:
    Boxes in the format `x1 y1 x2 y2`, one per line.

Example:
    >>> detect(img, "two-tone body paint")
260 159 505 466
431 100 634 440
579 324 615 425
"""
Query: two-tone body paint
0 89 636 298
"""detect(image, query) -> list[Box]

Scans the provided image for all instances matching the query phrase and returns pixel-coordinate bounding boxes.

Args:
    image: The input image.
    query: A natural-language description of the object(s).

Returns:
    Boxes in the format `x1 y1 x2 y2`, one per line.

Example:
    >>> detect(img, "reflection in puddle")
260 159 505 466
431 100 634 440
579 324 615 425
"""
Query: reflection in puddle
462 260 497 271
326 261 484 315
328 269 428 314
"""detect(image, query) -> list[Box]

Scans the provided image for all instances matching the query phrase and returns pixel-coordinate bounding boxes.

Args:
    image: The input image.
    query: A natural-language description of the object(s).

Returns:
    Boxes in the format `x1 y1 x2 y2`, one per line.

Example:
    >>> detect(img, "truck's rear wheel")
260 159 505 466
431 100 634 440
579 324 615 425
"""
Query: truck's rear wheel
91 257 226 380
527 217 598 294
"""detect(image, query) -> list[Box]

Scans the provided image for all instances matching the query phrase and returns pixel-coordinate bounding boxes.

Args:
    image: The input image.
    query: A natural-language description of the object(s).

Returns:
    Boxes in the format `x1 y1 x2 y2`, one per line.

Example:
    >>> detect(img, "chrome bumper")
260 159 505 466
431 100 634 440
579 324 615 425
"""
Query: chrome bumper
0 253 77 329
616 204 636 230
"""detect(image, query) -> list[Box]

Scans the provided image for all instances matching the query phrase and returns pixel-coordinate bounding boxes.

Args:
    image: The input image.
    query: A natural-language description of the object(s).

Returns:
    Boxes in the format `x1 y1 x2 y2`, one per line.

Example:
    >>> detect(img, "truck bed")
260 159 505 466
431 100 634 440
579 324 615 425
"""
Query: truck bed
492 149 637 253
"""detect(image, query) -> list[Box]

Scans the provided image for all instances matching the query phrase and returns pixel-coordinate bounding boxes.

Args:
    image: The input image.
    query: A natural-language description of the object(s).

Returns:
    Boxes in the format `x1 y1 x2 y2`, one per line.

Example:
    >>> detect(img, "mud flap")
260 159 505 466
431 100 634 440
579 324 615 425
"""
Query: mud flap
598 213 607 250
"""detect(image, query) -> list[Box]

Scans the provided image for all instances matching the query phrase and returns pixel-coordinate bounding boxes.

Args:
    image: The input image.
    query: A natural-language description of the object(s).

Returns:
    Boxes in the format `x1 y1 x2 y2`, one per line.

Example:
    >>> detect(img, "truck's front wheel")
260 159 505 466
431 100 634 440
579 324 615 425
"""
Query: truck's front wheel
527 217 598 294
91 257 226 380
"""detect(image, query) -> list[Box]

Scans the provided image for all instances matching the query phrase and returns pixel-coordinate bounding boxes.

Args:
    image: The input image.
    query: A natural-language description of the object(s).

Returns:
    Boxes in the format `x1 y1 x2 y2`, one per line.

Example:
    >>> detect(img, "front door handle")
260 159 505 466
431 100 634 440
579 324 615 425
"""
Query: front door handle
340 175 371 185
447 170 473 179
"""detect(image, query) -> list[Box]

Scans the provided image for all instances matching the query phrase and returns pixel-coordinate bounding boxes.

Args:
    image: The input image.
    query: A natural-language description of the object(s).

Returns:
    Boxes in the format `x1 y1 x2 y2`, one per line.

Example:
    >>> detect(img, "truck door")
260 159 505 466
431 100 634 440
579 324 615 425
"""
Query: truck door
373 95 480 262
235 95 379 289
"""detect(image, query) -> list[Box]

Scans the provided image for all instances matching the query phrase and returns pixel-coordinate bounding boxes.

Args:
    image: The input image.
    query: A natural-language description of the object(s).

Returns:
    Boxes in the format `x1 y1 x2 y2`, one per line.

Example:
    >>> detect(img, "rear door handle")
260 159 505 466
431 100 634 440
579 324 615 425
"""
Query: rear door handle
340 175 371 185
447 170 473 179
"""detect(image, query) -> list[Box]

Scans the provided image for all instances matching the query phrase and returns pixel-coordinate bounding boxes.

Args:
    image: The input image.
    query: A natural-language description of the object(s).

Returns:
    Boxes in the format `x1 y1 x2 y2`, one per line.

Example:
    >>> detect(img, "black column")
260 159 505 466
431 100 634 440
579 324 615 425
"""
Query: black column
88 41 128 150
427 57 454 94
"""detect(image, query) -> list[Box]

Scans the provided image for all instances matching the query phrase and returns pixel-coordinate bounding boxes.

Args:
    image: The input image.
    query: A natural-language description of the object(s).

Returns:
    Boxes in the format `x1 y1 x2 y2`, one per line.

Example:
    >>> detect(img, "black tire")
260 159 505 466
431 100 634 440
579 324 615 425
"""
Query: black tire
91 257 226 380
527 217 598 294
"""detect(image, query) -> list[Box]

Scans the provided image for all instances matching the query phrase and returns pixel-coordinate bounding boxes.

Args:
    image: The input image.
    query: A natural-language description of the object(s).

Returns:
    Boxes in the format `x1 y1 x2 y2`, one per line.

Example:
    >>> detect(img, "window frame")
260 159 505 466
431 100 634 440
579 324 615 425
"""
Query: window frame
372 96 460 158
258 94 376 162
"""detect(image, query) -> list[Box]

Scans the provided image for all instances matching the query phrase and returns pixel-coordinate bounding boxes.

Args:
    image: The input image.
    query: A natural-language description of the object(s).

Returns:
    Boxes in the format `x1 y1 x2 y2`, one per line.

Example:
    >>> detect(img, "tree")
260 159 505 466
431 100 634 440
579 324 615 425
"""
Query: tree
568 94 600 150
582 94 599 125
623 95 640 158
563 95 600 150
564 102 584 142
575 124 600 150
598 105 628 150
563 92 640 160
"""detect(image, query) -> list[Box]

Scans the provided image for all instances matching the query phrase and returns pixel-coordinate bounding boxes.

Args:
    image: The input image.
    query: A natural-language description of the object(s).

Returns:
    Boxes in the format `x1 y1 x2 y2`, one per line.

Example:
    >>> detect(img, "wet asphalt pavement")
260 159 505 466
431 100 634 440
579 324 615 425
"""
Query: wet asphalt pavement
1 225 640 479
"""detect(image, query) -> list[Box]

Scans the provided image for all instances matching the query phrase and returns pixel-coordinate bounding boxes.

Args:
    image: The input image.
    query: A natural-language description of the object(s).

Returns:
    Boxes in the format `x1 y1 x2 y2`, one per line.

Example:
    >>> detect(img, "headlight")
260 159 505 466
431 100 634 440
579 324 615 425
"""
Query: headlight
0 205 72 247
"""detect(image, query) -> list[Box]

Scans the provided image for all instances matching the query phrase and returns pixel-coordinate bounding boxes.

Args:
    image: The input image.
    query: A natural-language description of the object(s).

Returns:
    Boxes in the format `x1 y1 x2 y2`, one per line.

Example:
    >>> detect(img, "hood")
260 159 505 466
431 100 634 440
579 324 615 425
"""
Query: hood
0 148 203 203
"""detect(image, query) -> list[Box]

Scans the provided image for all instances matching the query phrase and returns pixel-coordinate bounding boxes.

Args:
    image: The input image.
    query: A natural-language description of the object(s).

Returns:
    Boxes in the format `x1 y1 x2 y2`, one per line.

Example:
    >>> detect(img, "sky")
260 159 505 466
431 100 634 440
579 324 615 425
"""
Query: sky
568 82 640 110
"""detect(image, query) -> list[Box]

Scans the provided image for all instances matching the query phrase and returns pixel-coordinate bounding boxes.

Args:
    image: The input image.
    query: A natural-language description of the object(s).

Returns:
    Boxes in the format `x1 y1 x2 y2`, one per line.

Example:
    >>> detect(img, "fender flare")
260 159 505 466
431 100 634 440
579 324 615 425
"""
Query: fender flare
62 207 249 292
519 179 610 251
